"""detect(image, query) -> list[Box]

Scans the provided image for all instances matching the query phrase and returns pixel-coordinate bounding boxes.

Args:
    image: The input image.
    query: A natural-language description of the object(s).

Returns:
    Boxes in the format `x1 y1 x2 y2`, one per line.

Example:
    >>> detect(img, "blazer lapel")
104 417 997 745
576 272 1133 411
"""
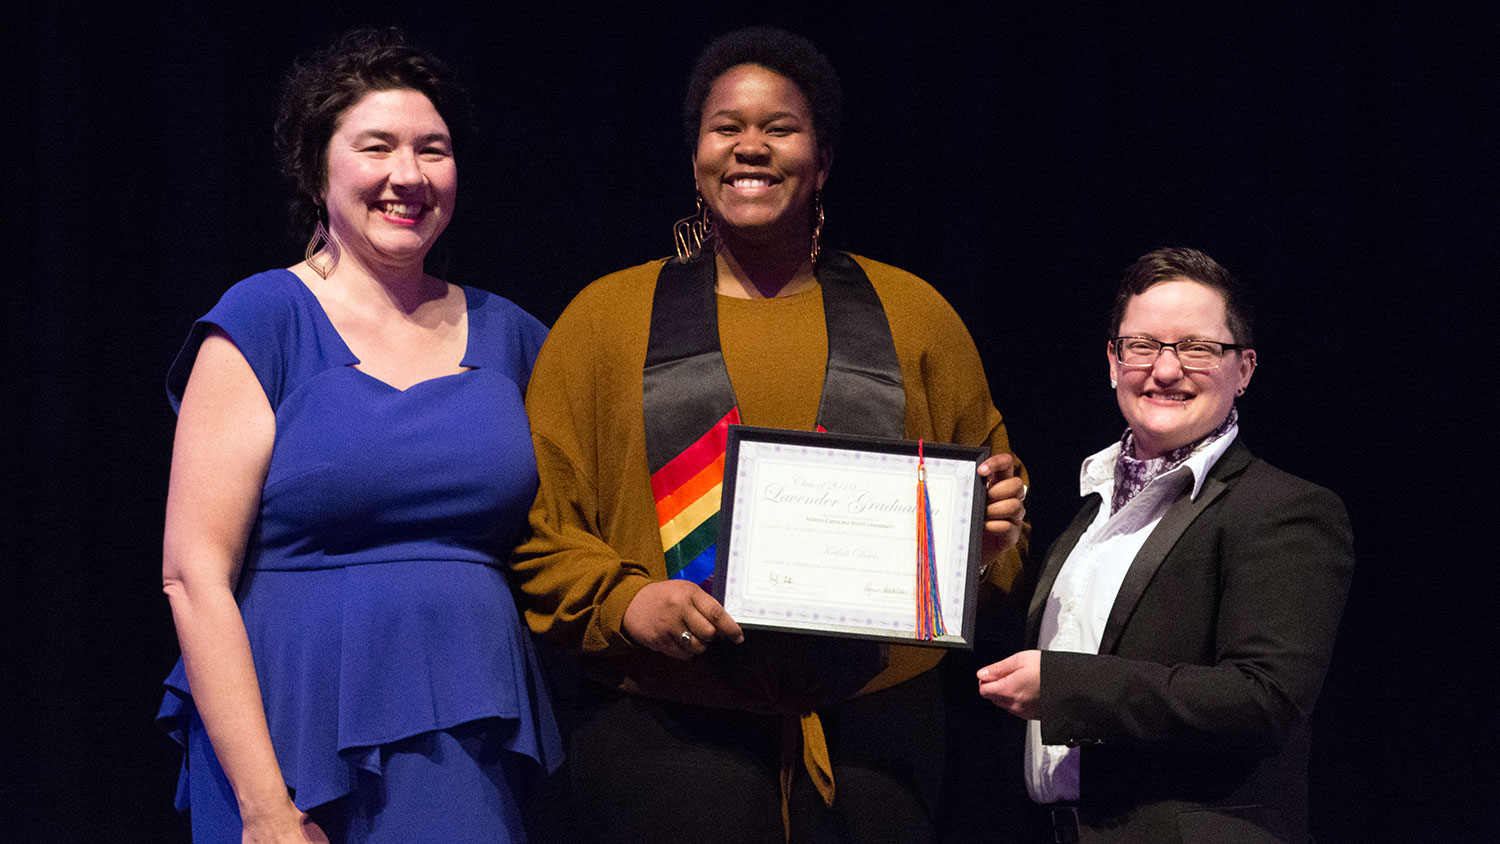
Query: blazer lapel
1097 437 1254 655
1026 493 1102 646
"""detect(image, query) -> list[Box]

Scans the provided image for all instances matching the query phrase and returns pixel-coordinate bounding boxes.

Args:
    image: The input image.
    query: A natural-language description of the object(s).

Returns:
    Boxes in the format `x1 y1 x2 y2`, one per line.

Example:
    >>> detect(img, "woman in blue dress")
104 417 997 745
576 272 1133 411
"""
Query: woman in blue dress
157 28 560 843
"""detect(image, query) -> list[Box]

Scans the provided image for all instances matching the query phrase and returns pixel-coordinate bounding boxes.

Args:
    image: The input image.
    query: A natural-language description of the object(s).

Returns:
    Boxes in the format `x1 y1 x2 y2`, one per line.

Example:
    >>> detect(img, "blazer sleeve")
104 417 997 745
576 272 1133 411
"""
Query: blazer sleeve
1038 463 1354 755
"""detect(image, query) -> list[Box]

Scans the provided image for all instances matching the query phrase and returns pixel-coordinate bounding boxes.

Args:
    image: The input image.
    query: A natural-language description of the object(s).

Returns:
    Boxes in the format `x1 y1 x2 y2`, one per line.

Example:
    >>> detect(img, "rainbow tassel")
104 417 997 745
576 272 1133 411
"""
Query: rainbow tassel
915 440 946 639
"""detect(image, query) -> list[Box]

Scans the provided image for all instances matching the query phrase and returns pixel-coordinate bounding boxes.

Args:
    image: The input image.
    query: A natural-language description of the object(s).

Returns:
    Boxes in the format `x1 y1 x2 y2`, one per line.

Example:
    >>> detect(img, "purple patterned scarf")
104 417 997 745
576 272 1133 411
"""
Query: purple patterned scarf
1111 408 1238 515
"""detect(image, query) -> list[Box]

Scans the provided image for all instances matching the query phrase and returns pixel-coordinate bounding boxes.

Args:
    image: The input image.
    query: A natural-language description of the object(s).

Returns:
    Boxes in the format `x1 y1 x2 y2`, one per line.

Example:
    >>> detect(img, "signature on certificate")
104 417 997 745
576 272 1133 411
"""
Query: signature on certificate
862 580 913 598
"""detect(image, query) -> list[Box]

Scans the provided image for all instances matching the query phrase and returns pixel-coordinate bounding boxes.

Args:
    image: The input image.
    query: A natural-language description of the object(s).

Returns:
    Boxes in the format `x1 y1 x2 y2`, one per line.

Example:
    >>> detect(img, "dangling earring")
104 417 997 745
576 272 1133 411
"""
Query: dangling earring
305 206 339 279
1236 387 1246 396
672 193 715 262
809 190 825 265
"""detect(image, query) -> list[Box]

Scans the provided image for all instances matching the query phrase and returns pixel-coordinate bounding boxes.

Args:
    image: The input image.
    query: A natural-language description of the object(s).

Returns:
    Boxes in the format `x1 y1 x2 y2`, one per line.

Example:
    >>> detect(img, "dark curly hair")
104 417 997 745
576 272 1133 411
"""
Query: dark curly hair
682 26 842 154
1110 247 1256 348
274 27 474 239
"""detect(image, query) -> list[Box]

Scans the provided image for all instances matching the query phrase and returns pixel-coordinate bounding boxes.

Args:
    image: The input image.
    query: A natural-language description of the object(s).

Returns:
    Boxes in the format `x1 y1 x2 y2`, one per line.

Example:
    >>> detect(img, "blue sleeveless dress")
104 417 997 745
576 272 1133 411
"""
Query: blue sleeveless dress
156 270 562 842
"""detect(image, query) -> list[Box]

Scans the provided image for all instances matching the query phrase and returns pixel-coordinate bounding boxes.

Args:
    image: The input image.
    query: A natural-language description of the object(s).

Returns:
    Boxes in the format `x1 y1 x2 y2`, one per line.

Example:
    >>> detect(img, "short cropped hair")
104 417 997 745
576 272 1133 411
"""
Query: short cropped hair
1109 247 1256 347
682 26 842 154
274 27 474 238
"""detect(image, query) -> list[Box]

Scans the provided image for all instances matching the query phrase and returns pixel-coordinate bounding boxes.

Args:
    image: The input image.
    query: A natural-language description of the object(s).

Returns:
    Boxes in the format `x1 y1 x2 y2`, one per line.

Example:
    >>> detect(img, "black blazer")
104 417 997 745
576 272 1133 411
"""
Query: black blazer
1028 437 1353 843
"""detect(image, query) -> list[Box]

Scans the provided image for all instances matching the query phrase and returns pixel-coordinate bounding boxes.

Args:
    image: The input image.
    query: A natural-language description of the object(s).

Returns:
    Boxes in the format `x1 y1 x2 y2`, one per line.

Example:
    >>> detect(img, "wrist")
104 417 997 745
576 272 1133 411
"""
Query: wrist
599 573 655 650
234 783 296 823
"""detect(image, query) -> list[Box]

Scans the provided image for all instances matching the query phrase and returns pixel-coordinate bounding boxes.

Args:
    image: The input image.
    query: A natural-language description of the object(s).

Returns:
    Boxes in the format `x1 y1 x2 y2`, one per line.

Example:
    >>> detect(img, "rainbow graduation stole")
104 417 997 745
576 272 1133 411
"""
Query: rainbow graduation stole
643 250 905 587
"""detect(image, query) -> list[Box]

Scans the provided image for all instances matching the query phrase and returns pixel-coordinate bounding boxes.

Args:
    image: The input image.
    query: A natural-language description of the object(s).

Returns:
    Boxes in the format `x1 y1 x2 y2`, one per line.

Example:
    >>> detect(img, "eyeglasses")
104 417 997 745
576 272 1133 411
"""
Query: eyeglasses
1111 336 1249 370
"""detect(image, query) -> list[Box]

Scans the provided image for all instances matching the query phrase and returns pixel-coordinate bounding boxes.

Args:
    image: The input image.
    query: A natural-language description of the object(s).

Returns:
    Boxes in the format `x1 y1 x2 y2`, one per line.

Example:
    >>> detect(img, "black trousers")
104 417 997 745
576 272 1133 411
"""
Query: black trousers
561 670 945 844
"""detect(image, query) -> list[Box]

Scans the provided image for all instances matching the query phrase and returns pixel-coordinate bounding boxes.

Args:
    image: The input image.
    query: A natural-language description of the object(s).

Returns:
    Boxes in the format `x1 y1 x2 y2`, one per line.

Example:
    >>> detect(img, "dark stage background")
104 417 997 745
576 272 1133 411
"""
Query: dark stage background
7 2 1496 841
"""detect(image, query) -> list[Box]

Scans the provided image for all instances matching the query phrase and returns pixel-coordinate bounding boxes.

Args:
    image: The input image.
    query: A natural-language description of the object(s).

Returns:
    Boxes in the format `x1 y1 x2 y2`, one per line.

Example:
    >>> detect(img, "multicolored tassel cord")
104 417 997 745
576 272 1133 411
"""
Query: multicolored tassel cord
915 439 946 639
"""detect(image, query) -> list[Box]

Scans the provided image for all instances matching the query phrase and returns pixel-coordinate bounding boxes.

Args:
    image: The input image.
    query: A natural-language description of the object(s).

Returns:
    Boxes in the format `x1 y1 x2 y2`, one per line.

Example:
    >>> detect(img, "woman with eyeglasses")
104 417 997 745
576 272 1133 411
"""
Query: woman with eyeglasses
977 247 1353 843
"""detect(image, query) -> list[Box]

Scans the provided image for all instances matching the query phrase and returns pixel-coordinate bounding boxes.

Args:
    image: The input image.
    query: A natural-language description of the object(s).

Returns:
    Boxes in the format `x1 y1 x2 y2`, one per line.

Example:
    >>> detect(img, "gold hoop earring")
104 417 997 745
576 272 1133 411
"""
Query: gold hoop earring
809 190 825 265
672 194 715 262
304 211 340 279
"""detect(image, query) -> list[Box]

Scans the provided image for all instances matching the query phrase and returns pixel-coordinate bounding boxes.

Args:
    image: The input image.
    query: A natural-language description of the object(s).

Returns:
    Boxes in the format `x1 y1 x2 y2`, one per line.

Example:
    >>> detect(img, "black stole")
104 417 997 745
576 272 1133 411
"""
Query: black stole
643 250 905 585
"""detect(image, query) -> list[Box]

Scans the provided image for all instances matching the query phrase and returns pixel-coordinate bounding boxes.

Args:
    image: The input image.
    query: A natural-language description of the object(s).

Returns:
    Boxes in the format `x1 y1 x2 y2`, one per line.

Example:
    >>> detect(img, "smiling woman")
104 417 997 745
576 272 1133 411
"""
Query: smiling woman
511 25 1030 844
155 27 559 844
692 63 829 269
1109 280 1256 458
977 247 1351 842
320 89 457 275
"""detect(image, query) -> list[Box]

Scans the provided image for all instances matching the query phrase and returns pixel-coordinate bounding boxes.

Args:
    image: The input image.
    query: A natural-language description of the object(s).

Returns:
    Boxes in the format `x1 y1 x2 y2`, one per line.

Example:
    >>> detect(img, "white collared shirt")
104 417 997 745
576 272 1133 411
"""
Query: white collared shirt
1025 426 1238 804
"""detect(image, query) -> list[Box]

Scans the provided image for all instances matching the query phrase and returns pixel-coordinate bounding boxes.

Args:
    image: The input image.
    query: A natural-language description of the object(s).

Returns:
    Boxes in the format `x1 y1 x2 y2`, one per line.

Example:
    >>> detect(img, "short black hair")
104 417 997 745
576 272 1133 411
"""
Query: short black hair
1110 247 1256 347
273 27 474 238
682 26 842 154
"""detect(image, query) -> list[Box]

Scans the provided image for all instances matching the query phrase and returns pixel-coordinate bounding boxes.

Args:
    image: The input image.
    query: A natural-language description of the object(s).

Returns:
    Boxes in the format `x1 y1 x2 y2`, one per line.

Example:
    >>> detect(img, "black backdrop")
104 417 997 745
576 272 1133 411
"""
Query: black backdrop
7 2 1497 842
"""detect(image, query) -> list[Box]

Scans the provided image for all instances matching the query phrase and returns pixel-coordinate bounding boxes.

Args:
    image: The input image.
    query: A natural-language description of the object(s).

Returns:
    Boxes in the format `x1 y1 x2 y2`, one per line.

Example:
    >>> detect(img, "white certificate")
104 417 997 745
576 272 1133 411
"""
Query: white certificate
711 426 986 648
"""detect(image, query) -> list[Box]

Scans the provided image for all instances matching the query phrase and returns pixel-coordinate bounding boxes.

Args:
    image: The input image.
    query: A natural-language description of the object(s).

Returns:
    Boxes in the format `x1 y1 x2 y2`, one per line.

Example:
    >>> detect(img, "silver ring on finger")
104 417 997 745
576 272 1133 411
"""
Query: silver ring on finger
680 630 694 645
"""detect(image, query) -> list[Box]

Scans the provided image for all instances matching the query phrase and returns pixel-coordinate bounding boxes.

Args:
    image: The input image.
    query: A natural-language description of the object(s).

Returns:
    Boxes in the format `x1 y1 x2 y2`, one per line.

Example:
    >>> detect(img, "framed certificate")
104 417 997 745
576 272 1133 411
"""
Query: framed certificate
711 425 988 649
